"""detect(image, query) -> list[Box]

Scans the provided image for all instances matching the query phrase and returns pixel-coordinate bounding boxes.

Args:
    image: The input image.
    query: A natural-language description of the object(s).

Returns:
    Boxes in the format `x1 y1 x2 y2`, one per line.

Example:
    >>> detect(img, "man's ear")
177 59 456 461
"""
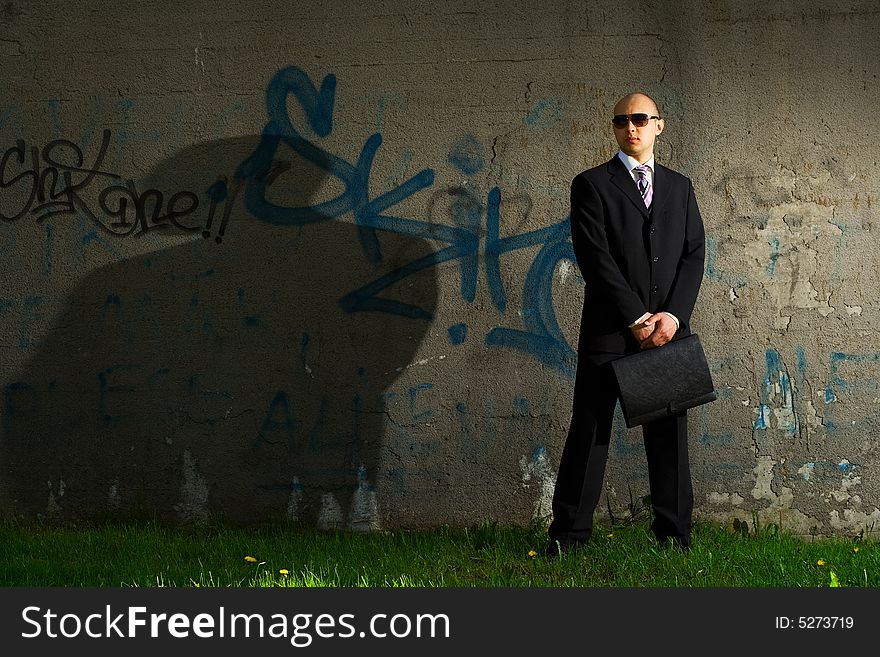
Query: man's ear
656 119 665 135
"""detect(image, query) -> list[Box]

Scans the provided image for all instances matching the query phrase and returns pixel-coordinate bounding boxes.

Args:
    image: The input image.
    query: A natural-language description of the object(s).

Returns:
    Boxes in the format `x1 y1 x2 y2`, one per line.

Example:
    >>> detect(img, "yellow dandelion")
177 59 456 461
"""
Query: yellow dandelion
279 569 290 576
607 533 614 538
853 546 860 553
817 559 826 566
244 555 257 563
527 550 538 558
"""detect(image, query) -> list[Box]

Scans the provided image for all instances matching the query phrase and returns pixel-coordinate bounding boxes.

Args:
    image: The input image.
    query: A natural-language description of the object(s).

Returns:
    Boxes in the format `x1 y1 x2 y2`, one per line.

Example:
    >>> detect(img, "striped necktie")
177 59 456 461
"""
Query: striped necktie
634 164 652 208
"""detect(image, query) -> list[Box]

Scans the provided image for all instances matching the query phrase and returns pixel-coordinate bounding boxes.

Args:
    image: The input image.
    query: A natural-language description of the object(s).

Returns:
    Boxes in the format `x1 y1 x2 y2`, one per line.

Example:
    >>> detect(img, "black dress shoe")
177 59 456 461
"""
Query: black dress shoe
545 536 586 558
658 536 690 552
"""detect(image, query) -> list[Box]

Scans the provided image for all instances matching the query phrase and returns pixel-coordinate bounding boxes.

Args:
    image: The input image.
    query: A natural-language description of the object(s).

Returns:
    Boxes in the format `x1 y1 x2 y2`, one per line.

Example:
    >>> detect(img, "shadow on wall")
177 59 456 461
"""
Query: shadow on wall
1 136 437 527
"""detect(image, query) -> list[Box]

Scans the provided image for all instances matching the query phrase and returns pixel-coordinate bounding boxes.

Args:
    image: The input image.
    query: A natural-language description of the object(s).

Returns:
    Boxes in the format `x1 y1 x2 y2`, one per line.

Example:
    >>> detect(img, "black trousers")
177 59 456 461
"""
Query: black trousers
549 357 694 547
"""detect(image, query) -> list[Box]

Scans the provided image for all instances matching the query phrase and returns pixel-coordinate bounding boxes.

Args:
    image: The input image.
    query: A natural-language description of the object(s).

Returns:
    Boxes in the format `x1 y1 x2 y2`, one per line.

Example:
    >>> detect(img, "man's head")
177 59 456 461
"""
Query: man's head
611 92 663 163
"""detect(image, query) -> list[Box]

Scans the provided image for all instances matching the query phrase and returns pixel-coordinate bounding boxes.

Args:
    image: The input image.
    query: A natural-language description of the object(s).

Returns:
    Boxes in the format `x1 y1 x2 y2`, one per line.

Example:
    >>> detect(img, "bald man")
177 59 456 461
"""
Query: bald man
547 92 706 555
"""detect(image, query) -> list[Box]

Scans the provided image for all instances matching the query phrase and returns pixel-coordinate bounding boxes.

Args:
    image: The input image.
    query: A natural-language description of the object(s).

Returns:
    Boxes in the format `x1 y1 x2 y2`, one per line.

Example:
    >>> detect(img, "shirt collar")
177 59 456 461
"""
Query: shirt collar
617 150 655 173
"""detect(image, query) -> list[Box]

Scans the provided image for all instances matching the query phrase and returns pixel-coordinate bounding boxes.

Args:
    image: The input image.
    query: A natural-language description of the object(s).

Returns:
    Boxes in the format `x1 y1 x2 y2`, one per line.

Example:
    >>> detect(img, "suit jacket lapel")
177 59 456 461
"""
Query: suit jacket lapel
651 163 669 220
607 156 649 218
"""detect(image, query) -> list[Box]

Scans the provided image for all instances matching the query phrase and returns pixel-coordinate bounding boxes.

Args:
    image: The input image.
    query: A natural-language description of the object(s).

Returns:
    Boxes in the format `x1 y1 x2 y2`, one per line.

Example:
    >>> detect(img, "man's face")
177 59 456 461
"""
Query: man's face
612 94 664 162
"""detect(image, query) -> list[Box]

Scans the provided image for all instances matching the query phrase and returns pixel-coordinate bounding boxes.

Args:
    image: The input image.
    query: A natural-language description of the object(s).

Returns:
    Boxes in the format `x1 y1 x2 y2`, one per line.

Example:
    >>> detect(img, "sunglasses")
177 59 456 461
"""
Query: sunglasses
612 113 660 128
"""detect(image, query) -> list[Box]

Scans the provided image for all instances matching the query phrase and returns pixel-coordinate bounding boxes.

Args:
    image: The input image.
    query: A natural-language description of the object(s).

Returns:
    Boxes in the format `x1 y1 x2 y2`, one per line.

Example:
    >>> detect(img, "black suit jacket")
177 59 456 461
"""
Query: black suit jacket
570 155 705 360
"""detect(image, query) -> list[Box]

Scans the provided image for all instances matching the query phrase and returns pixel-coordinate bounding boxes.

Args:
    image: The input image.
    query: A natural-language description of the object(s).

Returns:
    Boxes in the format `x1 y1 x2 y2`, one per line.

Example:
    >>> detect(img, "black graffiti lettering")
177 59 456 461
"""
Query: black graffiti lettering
135 187 165 230
201 176 243 243
45 131 116 192
97 183 201 236
0 141 37 220
29 130 120 222
165 190 200 231
1 129 225 240
203 182 223 238
97 183 139 235
41 134 115 179
213 178 241 243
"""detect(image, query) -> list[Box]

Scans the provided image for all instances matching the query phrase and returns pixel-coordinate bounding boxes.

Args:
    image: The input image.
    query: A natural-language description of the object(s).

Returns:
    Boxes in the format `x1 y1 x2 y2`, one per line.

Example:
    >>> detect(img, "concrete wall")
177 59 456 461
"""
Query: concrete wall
1 0 879 536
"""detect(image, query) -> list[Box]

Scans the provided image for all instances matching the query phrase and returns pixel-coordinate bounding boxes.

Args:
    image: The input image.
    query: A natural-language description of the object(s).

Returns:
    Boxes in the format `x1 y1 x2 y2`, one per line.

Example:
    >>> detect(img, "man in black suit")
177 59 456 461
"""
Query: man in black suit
547 92 705 555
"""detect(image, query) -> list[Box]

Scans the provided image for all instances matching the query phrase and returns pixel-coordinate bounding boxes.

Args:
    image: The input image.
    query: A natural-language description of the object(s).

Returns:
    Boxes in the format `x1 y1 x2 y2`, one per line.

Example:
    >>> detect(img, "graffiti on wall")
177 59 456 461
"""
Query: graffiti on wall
1 65 579 377
236 66 578 376
0 130 244 243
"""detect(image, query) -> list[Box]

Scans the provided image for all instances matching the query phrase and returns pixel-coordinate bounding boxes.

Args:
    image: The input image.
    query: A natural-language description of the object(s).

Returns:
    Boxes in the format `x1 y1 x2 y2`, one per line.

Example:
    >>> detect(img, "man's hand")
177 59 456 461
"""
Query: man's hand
630 319 654 343
639 312 677 349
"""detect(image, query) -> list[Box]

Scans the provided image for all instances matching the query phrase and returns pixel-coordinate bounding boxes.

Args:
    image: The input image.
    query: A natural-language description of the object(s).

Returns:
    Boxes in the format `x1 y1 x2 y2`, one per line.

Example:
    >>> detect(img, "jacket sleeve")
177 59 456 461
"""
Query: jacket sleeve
663 179 705 329
570 175 647 327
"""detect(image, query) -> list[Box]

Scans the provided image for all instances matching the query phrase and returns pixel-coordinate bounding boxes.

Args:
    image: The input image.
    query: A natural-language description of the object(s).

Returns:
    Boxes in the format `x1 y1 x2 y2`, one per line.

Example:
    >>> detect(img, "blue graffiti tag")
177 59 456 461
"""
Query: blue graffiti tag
236 66 579 377
753 348 797 436
823 351 880 434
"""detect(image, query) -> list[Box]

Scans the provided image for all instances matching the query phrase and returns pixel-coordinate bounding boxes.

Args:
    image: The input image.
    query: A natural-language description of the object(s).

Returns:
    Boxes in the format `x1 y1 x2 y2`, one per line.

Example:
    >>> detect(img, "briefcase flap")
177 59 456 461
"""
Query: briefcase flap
610 334 716 428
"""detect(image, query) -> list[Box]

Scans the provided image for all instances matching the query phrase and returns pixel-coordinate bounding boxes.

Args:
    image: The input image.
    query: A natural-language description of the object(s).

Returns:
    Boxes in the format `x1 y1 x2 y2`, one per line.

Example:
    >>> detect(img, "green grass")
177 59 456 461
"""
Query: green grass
0 518 875 587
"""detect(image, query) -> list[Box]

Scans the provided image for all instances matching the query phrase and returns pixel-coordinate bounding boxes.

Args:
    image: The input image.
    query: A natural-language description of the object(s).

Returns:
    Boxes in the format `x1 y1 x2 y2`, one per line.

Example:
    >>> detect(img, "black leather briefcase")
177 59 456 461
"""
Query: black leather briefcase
610 334 717 428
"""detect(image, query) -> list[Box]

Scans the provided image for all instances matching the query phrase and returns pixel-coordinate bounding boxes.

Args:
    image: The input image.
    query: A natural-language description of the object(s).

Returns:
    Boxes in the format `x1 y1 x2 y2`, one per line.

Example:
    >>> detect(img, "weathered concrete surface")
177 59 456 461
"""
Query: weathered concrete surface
1 0 879 536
